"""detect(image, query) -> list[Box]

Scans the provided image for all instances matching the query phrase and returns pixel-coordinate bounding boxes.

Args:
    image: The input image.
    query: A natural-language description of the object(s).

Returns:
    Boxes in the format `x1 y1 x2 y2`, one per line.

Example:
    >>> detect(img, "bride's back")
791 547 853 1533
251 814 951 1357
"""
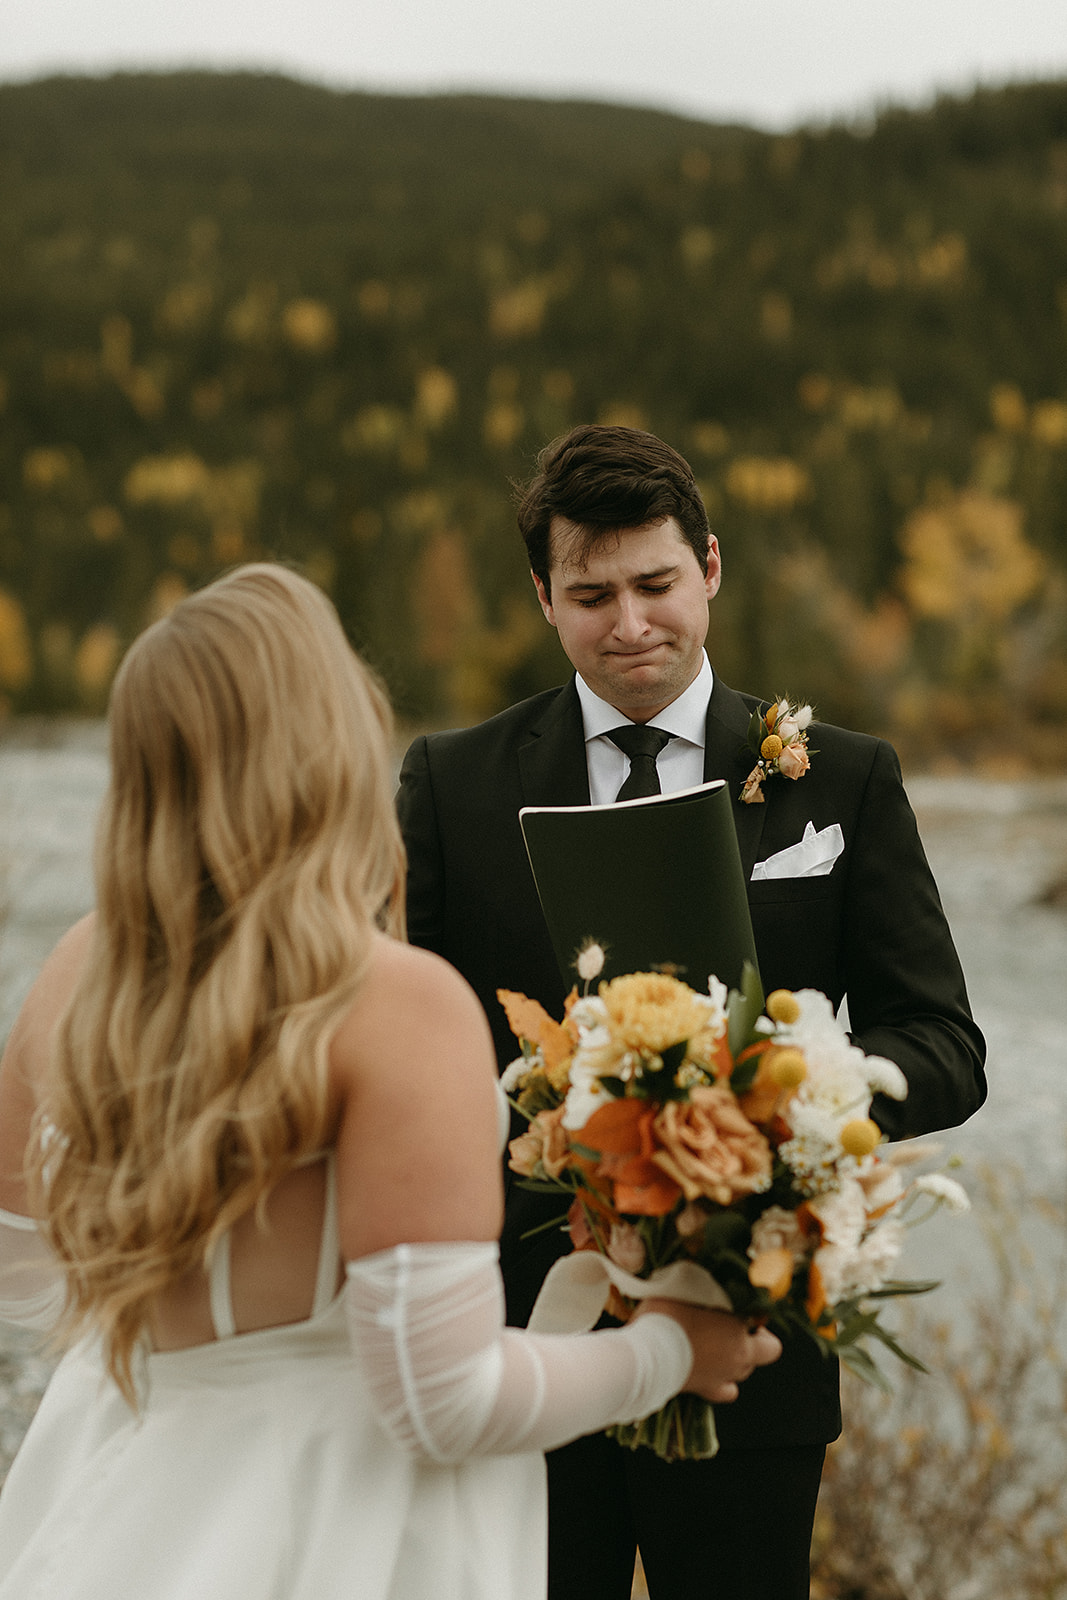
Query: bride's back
16 565 406 1397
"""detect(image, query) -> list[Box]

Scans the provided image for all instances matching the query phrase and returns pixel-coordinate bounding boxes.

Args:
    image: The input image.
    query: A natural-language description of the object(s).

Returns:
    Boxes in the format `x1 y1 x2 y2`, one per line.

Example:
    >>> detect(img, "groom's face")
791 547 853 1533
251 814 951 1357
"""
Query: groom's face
533 516 721 723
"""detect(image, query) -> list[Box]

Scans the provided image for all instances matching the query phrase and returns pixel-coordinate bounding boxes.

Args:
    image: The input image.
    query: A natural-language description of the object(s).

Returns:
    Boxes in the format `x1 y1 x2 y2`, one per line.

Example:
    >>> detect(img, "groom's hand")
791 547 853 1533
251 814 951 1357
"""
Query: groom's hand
635 1301 782 1403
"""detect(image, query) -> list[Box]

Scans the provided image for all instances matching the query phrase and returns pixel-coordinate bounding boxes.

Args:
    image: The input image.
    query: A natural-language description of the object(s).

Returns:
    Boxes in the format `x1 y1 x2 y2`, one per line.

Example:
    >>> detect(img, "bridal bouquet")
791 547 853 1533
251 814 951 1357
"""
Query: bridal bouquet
500 951 968 1462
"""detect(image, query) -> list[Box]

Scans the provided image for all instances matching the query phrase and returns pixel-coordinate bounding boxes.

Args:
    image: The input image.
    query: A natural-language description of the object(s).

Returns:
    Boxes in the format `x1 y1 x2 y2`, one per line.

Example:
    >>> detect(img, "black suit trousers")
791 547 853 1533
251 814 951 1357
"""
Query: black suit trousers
547 1430 826 1600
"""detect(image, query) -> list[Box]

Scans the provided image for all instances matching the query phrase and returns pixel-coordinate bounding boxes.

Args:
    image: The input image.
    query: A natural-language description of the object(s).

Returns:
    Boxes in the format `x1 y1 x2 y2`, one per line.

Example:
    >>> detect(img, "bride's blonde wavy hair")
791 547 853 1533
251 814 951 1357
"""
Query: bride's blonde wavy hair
30 563 405 1400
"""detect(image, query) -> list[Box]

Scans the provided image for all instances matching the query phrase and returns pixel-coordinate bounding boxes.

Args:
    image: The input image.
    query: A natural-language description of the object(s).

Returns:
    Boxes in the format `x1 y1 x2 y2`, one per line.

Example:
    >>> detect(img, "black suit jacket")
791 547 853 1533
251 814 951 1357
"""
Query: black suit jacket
397 675 986 1449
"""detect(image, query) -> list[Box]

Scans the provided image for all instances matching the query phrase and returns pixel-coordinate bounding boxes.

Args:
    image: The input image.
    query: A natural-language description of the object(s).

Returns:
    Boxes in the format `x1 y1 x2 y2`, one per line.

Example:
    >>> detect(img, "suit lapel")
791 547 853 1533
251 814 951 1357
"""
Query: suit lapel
517 680 591 808
703 677 768 881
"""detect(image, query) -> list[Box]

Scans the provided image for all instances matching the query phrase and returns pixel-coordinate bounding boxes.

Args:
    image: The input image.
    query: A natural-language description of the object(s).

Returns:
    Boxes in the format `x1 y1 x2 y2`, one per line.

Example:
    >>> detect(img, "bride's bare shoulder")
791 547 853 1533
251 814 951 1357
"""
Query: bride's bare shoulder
331 936 491 1069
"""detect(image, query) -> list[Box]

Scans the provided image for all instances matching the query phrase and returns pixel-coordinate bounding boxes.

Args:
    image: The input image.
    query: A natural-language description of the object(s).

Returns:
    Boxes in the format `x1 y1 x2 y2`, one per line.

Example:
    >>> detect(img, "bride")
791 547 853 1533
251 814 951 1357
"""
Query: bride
0 563 779 1599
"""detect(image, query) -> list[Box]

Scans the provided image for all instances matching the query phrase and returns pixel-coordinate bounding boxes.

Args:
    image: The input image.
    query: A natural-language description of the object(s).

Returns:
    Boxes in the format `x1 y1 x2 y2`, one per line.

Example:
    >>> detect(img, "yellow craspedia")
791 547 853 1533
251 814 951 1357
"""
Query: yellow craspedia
761 733 784 761
840 1117 881 1158
766 989 801 1025
767 1047 807 1089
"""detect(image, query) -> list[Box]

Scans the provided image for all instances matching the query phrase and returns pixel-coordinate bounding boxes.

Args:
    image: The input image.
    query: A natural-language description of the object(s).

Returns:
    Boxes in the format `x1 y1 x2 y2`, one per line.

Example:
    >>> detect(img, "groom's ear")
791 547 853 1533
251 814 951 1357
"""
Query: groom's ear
532 571 556 627
704 537 722 600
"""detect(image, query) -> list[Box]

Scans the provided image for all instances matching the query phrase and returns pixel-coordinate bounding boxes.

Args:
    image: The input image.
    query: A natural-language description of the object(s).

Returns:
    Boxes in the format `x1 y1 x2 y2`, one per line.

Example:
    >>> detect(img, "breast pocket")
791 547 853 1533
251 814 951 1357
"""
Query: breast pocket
747 878 844 999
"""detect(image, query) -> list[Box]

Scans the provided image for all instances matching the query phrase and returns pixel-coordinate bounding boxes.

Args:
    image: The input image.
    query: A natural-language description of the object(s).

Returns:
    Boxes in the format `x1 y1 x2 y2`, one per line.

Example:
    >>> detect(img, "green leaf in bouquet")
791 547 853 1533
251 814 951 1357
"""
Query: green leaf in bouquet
831 1307 883 1347
515 1200 574 1238
836 1341 894 1392
747 708 766 752
861 1277 940 1300
659 1039 689 1077
729 1053 761 1095
568 1139 601 1162
636 1059 691 1102
693 1208 752 1257
863 1318 930 1374
516 1077 560 1117
727 961 765 1057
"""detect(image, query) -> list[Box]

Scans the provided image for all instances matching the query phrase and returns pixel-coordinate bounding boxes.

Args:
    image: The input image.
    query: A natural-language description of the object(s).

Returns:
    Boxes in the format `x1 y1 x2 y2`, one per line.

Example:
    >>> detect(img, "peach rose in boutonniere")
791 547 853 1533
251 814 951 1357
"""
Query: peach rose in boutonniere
741 697 815 804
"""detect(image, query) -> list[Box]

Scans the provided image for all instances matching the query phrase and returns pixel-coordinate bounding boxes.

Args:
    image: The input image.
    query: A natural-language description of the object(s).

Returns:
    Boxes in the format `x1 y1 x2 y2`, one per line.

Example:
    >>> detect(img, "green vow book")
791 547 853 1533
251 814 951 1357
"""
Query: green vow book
519 779 760 993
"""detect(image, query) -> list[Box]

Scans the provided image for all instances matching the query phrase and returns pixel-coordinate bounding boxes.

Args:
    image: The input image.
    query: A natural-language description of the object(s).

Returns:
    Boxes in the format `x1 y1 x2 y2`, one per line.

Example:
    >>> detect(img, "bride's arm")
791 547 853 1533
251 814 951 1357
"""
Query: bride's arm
333 940 780 1461
0 916 93 1329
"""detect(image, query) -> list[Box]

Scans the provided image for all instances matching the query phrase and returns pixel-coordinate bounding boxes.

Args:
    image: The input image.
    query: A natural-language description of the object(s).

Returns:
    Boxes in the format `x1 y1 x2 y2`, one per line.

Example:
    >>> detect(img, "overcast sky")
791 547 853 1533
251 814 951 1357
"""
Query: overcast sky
2 0 1066 129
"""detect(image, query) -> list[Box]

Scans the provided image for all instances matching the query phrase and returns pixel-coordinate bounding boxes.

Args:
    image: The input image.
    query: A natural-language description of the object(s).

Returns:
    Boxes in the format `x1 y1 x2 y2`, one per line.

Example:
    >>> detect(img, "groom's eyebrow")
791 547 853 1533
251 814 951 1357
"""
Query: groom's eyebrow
561 564 680 594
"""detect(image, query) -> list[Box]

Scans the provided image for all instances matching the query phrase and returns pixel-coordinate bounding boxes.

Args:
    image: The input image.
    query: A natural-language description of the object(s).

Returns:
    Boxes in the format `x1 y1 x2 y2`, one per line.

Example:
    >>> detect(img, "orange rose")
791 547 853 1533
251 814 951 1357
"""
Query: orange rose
581 1098 683 1217
652 1085 772 1205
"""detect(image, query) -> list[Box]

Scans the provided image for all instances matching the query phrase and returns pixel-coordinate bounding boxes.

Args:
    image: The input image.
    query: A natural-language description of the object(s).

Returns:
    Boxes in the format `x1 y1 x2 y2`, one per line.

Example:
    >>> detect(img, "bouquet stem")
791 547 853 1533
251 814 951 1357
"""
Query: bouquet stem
607 1394 719 1462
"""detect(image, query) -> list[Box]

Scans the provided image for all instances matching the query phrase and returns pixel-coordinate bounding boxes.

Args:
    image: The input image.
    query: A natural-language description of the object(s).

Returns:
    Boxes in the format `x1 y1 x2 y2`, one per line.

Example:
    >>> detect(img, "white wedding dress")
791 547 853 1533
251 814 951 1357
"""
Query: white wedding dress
0 1145 690 1599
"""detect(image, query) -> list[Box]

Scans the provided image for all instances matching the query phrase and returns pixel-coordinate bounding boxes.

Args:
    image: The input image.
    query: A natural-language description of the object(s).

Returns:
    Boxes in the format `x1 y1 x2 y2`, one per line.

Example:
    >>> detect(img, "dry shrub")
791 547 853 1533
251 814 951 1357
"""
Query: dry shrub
811 1165 1067 1599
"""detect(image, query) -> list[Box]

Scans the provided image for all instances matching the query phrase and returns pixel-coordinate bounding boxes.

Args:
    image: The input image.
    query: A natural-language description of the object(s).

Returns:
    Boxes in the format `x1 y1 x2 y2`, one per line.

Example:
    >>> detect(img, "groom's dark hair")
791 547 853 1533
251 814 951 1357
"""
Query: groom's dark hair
515 424 711 594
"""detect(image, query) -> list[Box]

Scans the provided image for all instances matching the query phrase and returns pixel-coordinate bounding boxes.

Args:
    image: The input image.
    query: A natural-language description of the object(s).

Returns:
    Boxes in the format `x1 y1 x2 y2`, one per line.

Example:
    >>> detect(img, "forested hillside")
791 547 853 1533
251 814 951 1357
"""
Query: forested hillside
1 71 1066 766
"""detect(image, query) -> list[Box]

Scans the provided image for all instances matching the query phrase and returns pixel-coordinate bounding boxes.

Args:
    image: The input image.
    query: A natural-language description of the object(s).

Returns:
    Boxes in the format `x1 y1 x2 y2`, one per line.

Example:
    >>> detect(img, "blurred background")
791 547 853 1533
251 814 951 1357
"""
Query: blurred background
0 1 1065 762
2 7 1067 1593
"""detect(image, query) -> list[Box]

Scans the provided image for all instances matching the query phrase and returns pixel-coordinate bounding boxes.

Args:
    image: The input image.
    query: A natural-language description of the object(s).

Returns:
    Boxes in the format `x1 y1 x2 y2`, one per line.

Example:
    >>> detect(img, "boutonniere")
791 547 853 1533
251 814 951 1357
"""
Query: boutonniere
741 697 814 804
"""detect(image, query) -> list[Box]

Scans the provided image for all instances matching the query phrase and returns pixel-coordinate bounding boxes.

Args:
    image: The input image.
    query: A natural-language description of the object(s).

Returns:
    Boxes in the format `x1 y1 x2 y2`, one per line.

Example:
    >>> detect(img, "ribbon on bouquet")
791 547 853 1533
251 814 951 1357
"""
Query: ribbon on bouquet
527 1253 732 1335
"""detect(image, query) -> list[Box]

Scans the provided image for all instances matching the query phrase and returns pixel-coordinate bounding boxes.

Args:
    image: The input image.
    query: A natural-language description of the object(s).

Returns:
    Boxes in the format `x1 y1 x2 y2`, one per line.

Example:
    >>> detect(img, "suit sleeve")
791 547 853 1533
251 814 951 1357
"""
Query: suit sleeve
395 736 446 958
842 740 986 1138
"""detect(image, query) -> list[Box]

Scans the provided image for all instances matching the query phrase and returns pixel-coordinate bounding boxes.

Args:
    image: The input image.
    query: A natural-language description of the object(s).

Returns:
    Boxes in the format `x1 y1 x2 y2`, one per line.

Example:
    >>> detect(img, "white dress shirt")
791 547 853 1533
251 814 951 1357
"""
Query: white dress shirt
574 652 713 805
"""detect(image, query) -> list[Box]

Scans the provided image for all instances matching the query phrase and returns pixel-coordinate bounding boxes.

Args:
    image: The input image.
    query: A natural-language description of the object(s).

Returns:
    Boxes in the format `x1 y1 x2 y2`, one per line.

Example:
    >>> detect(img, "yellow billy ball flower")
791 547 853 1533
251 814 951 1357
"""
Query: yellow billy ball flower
767 1047 807 1089
766 989 800 1025
760 733 784 761
840 1117 882 1158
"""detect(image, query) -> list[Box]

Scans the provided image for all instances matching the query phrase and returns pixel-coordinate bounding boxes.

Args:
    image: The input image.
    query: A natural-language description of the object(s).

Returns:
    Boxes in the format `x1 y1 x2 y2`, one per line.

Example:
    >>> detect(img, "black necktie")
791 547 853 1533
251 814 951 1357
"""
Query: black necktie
606 725 672 801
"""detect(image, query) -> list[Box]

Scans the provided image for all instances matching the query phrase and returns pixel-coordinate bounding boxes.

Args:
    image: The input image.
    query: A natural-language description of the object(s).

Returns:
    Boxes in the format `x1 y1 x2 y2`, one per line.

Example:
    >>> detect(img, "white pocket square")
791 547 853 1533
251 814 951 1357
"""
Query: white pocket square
750 821 844 882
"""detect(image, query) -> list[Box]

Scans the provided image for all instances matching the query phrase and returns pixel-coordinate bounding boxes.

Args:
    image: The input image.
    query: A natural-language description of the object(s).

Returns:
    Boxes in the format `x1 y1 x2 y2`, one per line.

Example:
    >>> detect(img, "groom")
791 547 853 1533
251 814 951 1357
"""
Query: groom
396 424 986 1600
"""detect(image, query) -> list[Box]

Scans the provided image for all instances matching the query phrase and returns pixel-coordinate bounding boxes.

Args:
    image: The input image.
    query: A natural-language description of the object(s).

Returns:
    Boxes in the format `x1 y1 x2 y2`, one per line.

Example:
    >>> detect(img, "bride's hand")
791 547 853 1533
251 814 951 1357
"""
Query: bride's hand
634 1300 782 1403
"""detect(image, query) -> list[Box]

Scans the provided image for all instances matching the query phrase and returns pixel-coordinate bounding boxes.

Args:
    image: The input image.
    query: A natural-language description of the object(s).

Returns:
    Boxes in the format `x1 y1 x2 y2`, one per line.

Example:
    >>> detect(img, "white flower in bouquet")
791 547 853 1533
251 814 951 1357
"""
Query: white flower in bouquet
864 1054 908 1101
777 1099 850 1193
569 995 609 1032
562 1058 614 1130
913 1173 971 1214
816 1221 906 1304
749 1205 807 1259
703 974 730 1036
500 1053 535 1092
855 1157 906 1213
809 1177 868 1248
575 941 607 983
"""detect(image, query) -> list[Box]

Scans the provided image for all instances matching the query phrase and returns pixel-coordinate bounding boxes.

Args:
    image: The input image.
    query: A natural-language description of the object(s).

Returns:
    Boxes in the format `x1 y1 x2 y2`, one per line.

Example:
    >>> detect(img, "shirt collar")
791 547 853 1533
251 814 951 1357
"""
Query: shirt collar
574 652 713 746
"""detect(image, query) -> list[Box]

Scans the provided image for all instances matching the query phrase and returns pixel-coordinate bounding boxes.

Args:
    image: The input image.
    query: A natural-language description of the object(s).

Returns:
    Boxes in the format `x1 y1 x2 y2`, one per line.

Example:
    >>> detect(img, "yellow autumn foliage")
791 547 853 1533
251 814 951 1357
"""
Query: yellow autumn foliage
282 298 337 354
726 455 811 512
0 589 31 690
899 491 1044 624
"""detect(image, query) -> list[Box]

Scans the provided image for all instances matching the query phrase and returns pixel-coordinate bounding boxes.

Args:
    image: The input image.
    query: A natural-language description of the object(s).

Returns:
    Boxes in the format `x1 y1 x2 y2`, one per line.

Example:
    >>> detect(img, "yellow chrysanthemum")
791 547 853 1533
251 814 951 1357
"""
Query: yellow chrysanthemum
599 973 710 1054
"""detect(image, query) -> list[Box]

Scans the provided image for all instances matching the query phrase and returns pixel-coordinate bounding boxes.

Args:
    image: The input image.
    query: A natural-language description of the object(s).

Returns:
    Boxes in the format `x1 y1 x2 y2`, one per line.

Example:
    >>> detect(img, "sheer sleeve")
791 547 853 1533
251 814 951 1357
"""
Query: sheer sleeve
0 1207 65 1332
345 1240 691 1463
